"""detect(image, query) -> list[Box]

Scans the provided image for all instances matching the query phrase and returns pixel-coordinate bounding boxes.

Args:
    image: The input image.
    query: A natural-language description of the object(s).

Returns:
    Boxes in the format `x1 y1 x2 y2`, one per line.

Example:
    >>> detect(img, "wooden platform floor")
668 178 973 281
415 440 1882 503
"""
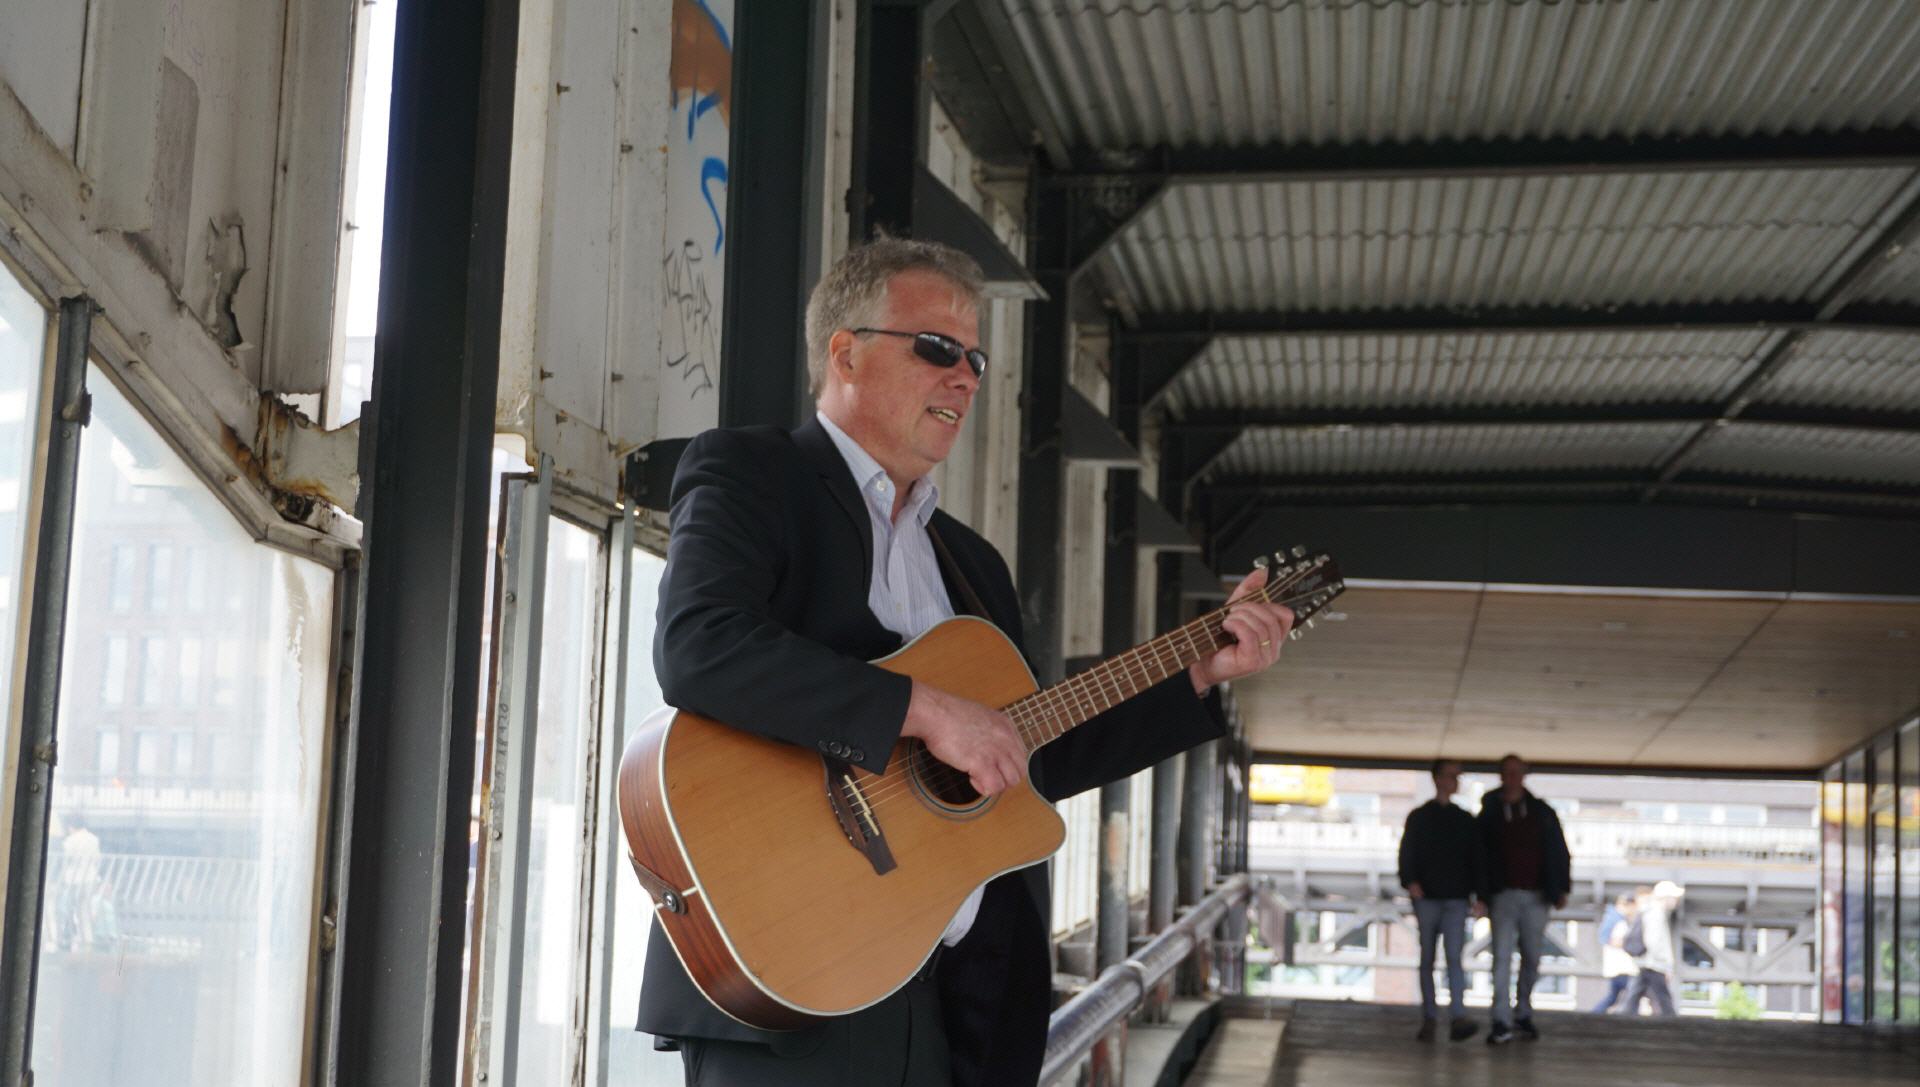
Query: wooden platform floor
1260 1001 1918 1087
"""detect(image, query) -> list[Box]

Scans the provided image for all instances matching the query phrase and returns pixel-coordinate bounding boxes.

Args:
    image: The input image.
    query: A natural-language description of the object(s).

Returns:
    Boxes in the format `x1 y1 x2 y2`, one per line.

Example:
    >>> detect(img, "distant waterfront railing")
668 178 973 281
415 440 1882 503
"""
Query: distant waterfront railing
1249 817 1818 868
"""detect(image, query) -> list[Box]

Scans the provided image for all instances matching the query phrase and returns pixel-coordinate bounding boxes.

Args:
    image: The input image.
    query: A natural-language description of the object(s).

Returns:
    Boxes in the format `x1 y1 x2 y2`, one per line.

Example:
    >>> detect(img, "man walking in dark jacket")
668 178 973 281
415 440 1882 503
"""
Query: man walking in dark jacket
1478 754 1572 1044
1397 758 1484 1041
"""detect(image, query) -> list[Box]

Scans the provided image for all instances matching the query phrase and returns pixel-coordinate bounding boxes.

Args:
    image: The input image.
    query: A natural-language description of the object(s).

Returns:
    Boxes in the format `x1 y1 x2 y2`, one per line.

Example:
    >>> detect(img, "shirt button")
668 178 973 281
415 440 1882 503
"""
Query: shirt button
849 748 864 763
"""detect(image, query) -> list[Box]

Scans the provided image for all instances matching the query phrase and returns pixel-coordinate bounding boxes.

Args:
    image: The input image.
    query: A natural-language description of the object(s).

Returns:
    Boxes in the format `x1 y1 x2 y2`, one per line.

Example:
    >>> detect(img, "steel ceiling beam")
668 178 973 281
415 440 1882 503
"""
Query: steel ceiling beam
1046 127 1920 188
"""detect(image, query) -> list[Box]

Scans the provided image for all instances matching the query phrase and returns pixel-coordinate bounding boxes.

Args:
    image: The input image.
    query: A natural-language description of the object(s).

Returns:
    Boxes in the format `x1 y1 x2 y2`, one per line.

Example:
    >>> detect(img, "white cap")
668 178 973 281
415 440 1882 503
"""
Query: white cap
1653 880 1685 898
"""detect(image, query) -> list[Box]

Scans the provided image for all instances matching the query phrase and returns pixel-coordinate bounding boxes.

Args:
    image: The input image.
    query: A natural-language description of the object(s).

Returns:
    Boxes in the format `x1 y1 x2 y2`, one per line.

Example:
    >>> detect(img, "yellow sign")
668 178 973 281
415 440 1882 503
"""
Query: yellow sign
1250 764 1333 806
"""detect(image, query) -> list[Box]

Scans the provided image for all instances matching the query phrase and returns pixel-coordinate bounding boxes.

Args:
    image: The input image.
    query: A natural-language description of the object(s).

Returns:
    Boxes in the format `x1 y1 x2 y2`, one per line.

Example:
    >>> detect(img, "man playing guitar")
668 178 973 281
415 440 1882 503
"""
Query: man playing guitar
637 237 1295 1086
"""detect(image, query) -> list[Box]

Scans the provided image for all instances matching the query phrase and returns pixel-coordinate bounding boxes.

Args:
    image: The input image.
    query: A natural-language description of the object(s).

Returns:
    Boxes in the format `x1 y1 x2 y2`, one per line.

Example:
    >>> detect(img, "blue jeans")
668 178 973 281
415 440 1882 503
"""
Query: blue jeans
1413 897 1470 1021
1591 973 1631 1013
1490 888 1549 1026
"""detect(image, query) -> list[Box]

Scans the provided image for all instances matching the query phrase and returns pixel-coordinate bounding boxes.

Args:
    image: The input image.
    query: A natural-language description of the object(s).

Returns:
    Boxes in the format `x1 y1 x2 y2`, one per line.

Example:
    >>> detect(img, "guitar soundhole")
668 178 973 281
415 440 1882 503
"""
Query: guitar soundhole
908 742 986 812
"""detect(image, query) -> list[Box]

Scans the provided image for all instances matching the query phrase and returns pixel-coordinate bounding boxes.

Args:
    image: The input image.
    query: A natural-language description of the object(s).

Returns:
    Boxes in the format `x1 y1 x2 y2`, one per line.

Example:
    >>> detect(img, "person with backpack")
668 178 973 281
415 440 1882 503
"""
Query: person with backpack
1397 758 1485 1042
1590 891 1639 1013
1477 754 1573 1044
1624 881 1685 1016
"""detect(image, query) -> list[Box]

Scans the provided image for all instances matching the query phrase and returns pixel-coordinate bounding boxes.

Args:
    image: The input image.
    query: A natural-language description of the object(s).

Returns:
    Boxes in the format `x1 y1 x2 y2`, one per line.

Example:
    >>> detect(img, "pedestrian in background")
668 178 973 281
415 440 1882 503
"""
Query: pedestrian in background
1625 881 1685 1016
1478 754 1572 1045
1397 758 1484 1042
1590 892 1638 1013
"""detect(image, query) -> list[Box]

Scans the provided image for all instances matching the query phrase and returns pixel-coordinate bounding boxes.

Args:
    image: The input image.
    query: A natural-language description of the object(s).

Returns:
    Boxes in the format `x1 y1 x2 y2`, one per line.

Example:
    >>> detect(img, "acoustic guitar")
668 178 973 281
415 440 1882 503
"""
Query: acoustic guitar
616 548 1344 1029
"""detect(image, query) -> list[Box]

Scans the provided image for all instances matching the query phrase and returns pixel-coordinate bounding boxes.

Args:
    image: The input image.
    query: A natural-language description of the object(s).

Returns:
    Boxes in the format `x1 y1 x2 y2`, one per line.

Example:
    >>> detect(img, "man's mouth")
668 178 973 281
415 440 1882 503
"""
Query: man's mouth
928 407 961 425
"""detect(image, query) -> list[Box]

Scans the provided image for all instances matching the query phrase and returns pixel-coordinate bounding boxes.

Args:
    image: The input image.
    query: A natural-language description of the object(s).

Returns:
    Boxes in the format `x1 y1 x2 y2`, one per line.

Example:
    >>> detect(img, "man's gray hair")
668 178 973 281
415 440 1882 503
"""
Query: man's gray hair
804 237 986 397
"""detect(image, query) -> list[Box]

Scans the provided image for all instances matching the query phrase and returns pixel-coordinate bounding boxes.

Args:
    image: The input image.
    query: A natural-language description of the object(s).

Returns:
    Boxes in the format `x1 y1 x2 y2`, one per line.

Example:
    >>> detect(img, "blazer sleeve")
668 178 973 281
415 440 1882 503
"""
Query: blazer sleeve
1032 675 1224 803
653 429 910 774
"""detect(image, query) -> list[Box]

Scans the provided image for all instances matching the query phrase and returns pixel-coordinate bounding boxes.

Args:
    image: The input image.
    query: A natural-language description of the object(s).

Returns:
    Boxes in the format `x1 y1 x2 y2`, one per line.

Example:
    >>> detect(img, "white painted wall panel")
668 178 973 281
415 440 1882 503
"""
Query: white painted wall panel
501 0 728 500
654 0 732 440
157 0 291 384
0 0 87 153
605 0 674 457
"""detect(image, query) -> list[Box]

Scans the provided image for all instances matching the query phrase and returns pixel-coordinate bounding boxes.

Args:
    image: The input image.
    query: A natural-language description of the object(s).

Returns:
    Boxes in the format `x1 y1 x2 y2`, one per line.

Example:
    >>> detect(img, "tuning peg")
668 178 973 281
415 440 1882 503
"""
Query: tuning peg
1253 555 1269 571
1291 544 1306 558
1305 617 1315 629
1287 628 1301 640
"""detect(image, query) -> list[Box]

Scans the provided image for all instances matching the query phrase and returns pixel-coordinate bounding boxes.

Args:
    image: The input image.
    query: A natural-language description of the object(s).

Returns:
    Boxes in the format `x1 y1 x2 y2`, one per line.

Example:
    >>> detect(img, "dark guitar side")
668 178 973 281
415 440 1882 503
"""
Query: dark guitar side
617 719 825 1031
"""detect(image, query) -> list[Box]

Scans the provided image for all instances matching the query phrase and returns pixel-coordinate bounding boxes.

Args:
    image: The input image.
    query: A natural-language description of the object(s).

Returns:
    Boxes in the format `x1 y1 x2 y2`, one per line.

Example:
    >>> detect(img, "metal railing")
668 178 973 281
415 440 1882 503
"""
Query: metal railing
1040 873 1253 1085
1249 817 1818 867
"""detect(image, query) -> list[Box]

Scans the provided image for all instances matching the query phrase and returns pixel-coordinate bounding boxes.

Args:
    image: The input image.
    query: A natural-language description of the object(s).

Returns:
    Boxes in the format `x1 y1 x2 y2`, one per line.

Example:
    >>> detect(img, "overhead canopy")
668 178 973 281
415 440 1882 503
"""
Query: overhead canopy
937 0 1920 773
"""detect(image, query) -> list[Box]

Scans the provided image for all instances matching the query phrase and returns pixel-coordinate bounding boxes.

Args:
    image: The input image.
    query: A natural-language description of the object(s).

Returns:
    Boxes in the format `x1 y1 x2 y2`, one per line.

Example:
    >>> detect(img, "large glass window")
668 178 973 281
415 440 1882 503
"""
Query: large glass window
1820 766 1844 1021
0 263 48 810
510 517 605 1082
599 547 685 1084
1870 738 1897 1021
31 369 334 1086
1843 750 1868 1023
1899 721 1918 1023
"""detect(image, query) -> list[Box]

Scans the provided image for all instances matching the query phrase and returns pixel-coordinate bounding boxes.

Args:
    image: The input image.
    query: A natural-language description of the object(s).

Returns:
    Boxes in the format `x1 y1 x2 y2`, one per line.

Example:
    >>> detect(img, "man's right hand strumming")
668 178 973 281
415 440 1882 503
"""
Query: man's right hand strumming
902 680 1029 797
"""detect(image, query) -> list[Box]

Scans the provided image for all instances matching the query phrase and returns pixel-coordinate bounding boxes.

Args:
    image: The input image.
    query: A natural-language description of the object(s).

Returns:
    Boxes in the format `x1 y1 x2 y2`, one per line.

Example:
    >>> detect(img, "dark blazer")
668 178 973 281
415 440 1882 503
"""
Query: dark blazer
637 419 1224 1086
1474 789 1572 902
1396 800 1485 901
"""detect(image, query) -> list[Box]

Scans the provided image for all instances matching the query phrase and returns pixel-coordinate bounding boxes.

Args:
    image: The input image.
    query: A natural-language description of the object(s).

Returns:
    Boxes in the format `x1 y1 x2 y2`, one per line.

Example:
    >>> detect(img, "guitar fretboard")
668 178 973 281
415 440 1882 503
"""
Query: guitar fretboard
1003 560 1333 752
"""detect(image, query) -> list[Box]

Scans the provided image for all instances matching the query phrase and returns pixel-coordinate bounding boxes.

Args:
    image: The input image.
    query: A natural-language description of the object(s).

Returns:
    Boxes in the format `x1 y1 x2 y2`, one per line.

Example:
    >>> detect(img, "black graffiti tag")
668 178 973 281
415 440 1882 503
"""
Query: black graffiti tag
662 240 717 398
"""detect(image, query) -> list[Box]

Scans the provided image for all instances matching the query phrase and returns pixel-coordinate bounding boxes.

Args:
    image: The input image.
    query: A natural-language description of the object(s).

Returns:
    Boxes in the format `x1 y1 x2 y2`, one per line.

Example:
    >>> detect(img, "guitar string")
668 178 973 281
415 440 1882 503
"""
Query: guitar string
844 573 1339 814
849 577 1335 813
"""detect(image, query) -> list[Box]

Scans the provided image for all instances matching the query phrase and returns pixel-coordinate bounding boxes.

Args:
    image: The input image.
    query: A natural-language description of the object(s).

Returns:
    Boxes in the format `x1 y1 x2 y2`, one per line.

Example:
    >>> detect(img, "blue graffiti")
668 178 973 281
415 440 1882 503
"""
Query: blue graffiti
700 157 727 252
688 91 722 140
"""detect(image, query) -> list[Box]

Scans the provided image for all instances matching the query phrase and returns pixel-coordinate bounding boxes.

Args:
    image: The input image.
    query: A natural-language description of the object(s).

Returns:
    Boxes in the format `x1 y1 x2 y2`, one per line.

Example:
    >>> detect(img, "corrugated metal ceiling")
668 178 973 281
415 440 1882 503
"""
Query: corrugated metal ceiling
1759 331 1920 414
986 0 1920 519
1101 168 1916 314
1211 420 1697 477
1687 423 1920 487
1002 0 1920 150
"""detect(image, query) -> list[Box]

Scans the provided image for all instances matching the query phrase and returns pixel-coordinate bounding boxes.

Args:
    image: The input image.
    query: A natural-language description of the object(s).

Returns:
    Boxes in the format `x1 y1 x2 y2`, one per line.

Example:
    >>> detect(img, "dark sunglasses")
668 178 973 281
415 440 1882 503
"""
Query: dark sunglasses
850 328 988 379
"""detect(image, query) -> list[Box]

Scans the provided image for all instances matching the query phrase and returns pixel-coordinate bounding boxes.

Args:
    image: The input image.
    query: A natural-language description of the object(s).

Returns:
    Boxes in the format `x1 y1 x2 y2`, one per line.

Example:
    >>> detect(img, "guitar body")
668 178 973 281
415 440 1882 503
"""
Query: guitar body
617 616 1065 1030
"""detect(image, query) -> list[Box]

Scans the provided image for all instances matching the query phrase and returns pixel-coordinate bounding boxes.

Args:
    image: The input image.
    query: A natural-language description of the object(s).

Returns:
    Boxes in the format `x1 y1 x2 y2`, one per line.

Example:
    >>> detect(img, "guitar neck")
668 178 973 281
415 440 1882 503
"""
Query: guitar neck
1007 609 1238 754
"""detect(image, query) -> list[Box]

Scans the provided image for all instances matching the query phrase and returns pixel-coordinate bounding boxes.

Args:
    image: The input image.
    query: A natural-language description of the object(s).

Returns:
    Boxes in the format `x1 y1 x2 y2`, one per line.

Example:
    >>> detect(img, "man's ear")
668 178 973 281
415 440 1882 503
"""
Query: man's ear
827 329 858 382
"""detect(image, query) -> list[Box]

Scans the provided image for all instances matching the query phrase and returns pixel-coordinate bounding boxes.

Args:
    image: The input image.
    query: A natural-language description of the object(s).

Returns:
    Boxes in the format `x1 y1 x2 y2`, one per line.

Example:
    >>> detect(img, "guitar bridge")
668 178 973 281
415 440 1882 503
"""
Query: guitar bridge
822 757 897 876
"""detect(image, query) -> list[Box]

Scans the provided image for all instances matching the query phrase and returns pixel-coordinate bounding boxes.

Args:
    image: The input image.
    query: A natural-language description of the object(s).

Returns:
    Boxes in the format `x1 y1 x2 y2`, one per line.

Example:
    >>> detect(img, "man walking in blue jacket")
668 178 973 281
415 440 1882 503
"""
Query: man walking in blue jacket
1397 758 1484 1041
1478 754 1572 1044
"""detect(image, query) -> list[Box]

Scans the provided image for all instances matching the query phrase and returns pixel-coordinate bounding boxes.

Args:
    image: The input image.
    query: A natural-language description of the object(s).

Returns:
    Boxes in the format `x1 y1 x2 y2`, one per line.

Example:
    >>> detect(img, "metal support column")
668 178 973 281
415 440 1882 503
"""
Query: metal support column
325 0 518 1080
720 0 828 428
849 0 930 240
1095 333 1145 973
0 297 93 1087
1094 477 1136 971
1015 180 1072 685
1175 735 1217 994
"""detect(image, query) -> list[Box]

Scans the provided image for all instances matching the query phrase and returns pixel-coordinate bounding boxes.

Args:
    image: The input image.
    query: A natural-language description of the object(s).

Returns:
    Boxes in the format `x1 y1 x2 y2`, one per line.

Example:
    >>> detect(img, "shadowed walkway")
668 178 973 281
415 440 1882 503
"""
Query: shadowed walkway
1257 1001 1917 1087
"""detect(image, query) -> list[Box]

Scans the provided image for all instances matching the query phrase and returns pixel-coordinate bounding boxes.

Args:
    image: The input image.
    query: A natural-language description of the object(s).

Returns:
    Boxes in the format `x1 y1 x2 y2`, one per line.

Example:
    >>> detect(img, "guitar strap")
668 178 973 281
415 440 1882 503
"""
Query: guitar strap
926 522 991 621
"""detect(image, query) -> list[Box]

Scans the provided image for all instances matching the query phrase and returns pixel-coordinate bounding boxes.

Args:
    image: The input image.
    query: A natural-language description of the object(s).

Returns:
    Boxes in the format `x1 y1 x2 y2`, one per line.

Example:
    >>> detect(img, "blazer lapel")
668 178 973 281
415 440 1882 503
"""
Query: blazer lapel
792 417 873 578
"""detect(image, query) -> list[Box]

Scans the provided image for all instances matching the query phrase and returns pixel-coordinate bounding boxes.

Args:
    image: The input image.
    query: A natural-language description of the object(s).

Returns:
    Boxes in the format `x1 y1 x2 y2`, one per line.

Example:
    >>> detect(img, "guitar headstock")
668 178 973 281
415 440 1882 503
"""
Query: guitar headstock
1253 547 1345 640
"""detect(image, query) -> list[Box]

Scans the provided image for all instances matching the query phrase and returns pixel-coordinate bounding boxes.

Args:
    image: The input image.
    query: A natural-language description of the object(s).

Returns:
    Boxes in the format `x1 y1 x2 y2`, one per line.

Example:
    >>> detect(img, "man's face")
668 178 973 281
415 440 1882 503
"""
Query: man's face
1499 757 1527 794
1432 763 1460 800
829 270 980 485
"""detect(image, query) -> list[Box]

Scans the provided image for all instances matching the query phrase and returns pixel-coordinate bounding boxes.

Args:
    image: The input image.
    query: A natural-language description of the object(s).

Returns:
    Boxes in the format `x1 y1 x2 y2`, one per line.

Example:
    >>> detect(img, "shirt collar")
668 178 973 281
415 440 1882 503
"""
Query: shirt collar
815 411 940 527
